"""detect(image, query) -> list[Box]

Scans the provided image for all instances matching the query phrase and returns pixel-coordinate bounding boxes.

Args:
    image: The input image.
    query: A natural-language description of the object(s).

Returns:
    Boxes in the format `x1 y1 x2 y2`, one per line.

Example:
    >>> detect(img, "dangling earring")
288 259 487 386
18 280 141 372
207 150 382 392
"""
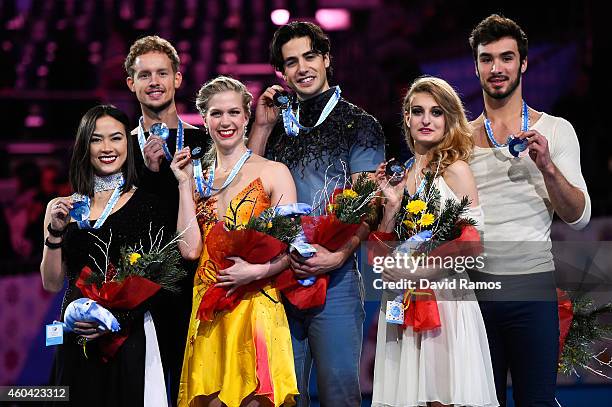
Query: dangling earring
243 125 248 137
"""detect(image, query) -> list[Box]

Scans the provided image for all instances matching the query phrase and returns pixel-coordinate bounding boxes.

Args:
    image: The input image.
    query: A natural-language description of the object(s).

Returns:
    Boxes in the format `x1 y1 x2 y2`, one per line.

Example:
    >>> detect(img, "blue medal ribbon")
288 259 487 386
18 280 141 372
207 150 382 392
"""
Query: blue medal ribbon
281 86 342 137
70 179 125 229
404 157 426 198
483 100 530 156
137 116 185 161
202 149 253 198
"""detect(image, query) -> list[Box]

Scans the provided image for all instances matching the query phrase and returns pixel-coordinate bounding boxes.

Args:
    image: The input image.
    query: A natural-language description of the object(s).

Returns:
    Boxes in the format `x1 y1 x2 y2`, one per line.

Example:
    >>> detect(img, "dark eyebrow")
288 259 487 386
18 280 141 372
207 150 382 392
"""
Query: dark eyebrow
92 132 124 137
303 50 318 57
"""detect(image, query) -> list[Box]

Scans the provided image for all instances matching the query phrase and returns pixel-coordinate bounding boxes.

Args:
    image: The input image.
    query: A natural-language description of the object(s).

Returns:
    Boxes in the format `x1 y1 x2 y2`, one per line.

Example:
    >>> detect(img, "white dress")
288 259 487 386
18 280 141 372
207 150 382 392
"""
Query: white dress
372 177 498 407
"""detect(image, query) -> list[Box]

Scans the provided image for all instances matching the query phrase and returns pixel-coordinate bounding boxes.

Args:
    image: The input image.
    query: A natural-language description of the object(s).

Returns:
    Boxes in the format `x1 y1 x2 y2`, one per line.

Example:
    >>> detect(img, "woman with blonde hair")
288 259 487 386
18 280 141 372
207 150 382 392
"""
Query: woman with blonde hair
178 76 298 407
372 76 498 407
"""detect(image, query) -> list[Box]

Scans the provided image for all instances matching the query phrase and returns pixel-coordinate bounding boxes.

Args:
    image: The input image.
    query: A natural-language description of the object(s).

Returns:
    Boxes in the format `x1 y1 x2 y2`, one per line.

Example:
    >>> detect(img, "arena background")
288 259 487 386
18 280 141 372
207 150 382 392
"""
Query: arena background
1 0 610 405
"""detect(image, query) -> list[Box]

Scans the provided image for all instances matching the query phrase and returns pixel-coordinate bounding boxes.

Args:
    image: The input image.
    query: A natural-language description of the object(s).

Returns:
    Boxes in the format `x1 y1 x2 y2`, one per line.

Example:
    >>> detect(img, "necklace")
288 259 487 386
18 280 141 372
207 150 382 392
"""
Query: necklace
282 86 342 137
71 173 125 229
94 173 124 193
483 100 529 148
201 149 253 198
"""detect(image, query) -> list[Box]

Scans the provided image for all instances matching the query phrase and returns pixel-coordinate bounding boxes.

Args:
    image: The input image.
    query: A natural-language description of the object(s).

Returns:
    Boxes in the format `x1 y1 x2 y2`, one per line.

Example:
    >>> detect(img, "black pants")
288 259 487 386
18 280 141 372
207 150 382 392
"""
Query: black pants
472 272 559 407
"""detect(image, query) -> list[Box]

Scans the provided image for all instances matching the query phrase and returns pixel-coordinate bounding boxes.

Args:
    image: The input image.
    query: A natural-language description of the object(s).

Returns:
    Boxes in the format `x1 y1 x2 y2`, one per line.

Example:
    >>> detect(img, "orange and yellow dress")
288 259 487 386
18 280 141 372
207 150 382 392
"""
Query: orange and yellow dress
178 178 298 407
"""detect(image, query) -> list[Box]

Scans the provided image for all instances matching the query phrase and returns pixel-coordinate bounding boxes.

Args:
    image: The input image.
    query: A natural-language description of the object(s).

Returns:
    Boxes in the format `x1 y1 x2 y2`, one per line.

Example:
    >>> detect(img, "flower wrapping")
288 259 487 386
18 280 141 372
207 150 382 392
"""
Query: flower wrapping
275 214 361 310
402 289 441 331
557 289 574 360
76 266 161 361
367 230 441 331
197 221 288 321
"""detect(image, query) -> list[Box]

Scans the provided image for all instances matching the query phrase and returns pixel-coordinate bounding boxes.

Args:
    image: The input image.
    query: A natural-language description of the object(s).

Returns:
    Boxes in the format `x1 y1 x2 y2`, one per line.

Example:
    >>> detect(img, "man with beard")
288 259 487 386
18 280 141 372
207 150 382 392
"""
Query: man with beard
248 22 385 406
124 35 202 405
468 15 590 406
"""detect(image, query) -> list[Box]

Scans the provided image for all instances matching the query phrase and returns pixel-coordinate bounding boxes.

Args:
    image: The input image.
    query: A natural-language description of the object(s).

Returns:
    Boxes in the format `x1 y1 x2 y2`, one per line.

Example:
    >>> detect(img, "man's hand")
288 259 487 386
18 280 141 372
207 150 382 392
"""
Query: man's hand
289 244 345 278
143 135 165 172
518 130 555 175
254 85 284 129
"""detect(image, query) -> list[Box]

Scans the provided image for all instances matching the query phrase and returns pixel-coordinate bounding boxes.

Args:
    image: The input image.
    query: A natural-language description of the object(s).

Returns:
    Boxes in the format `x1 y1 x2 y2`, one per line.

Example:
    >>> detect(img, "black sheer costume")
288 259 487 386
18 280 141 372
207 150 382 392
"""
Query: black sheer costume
48 188 176 406
131 127 207 222
262 87 385 405
265 87 384 175
129 126 204 404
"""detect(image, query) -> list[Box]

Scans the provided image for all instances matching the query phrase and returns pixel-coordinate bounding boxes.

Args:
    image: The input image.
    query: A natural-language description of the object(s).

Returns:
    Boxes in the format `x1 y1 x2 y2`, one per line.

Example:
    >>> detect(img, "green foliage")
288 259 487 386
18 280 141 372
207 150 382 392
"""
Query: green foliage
222 187 302 244
559 296 612 377
395 172 476 250
85 233 187 293
242 207 302 245
332 173 378 224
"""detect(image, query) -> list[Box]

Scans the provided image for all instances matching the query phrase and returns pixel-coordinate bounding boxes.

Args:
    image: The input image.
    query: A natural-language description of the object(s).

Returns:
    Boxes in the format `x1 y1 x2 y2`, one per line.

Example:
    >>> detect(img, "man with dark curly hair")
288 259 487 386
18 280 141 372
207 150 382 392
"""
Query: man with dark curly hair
468 14 590 406
248 21 385 407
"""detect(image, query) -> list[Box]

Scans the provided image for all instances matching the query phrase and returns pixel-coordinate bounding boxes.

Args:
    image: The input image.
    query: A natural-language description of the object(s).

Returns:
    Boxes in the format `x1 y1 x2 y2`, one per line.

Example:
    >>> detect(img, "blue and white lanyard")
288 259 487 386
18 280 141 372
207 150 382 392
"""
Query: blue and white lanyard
200 149 253 198
483 100 529 148
76 182 124 229
404 157 425 198
137 116 185 161
282 86 342 137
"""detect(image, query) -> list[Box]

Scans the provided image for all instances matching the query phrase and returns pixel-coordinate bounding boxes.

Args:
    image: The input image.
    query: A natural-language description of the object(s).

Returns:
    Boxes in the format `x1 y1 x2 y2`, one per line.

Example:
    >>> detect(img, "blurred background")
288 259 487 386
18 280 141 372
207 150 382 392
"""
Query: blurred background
0 0 610 405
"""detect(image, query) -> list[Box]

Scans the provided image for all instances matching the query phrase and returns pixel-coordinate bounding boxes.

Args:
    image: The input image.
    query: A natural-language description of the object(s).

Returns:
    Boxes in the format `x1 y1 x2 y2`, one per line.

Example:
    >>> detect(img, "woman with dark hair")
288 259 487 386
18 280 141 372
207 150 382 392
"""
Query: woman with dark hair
40 104 201 406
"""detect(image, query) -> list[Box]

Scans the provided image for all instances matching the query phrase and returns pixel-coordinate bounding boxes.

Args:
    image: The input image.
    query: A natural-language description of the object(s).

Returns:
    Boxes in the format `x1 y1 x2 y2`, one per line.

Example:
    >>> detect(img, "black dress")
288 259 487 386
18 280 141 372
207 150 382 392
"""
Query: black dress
48 188 175 407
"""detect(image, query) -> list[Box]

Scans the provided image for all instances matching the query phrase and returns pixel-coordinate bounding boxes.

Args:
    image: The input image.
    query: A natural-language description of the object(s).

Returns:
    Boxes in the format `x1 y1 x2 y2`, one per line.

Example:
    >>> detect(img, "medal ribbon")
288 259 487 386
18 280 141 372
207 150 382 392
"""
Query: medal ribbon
203 149 253 198
76 180 125 229
137 117 185 161
405 157 426 197
282 86 342 137
193 158 206 198
483 100 529 148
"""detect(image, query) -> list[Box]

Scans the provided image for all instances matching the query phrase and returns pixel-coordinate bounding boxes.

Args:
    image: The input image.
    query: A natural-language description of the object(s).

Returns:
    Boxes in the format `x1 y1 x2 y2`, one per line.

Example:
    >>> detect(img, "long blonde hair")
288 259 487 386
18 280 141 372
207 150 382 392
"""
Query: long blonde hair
402 76 473 175
195 76 253 166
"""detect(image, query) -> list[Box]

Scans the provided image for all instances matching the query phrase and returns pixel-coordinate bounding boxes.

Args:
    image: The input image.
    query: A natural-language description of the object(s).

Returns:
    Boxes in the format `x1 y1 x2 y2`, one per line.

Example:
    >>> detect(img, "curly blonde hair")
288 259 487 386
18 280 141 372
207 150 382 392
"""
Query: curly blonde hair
402 76 473 175
124 36 180 77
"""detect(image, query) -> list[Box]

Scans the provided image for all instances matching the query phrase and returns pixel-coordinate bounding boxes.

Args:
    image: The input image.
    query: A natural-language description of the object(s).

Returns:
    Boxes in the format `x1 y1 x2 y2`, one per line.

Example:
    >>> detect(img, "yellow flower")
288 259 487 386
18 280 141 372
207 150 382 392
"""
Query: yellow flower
266 221 273 229
327 203 336 213
406 199 427 214
129 252 141 265
342 189 358 199
418 213 435 227
403 219 416 229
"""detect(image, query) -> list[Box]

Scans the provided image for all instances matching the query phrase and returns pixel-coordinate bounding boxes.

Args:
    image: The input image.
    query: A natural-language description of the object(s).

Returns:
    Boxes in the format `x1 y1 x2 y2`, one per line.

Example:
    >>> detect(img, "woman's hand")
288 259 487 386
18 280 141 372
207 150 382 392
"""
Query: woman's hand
73 321 109 340
48 197 73 231
215 257 266 296
170 147 193 185
374 160 408 209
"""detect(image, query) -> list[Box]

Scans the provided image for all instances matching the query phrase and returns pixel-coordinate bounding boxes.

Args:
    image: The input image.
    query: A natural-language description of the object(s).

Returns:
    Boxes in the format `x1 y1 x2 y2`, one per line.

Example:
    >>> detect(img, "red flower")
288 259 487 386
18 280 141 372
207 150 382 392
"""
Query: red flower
196 221 288 321
275 214 361 310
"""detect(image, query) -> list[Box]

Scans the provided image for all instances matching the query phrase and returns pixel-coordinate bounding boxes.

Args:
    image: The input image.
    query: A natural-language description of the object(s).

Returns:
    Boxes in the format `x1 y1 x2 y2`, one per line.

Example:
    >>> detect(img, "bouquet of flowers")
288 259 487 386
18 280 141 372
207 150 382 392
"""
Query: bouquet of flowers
74 226 186 360
276 173 379 309
557 289 612 378
369 172 481 331
196 201 302 321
